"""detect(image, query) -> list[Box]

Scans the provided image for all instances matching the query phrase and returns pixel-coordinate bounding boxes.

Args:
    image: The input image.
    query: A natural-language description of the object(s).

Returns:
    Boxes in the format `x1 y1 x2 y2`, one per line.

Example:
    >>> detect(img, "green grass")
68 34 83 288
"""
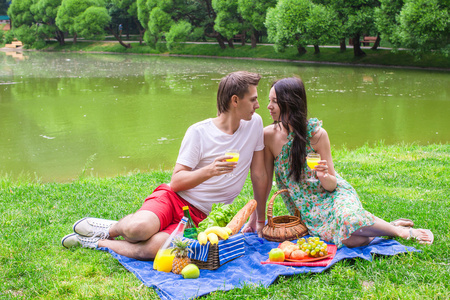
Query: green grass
1 143 449 299
40 41 450 69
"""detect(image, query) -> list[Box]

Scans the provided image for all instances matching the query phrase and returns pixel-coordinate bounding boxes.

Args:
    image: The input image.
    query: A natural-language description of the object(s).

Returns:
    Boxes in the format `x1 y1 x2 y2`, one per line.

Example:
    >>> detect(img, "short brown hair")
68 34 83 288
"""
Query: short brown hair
217 71 261 114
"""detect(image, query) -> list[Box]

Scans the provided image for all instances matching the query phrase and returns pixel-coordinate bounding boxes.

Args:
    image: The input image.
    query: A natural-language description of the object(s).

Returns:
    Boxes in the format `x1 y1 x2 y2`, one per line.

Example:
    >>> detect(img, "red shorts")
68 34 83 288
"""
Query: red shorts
138 184 207 234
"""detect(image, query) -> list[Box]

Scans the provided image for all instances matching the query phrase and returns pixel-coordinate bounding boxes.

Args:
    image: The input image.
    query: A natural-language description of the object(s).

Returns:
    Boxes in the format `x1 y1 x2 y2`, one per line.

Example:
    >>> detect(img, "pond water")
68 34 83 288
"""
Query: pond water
1 51 449 182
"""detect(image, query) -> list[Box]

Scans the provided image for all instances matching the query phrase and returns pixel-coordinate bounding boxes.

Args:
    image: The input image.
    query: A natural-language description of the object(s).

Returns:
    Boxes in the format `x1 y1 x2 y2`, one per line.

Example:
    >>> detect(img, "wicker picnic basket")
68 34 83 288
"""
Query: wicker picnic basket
191 244 220 270
262 189 309 242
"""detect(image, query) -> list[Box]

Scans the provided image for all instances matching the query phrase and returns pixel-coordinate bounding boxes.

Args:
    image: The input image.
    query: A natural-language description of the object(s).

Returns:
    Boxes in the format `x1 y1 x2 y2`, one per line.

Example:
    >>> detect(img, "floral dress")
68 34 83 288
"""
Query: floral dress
274 118 375 248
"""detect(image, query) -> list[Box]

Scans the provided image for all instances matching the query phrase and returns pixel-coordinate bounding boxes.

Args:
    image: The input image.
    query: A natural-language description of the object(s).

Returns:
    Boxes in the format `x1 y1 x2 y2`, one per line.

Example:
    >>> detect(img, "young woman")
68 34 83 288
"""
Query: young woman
262 77 433 248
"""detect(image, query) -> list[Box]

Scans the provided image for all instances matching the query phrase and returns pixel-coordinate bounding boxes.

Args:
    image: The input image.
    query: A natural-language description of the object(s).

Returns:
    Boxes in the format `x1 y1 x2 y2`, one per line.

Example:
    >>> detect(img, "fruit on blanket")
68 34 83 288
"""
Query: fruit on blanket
279 241 297 250
298 237 328 258
171 238 193 274
269 248 285 262
204 226 229 240
290 250 307 260
282 244 299 259
181 264 200 279
197 232 208 245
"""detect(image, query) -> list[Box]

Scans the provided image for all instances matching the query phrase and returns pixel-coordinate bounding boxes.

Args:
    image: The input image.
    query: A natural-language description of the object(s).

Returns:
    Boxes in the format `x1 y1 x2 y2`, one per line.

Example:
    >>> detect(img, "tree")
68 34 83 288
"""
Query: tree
317 0 380 56
237 0 277 48
165 20 192 50
1 0 10 15
56 0 98 44
265 0 312 55
111 0 145 44
7 0 34 28
304 3 339 54
379 0 449 55
31 0 65 45
211 0 242 48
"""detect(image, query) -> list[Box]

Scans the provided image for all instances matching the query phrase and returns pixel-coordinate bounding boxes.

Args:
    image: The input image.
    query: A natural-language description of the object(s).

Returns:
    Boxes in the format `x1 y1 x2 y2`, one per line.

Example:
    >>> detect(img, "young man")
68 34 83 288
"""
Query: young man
61 71 268 260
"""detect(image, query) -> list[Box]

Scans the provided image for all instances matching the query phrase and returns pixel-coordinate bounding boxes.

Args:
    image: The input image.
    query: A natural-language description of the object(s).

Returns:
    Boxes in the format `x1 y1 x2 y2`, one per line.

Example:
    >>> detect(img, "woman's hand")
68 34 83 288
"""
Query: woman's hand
314 160 330 179
314 160 337 192
241 213 264 237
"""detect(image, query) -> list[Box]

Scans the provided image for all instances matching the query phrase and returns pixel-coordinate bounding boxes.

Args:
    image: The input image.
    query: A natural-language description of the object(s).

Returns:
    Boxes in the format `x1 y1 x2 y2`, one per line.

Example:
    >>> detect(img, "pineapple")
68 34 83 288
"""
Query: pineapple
171 238 193 274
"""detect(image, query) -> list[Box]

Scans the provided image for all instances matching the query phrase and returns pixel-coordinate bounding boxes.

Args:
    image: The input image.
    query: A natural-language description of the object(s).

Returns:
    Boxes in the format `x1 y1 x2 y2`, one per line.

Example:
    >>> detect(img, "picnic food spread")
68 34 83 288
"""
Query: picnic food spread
154 200 257 277
269 237 330 262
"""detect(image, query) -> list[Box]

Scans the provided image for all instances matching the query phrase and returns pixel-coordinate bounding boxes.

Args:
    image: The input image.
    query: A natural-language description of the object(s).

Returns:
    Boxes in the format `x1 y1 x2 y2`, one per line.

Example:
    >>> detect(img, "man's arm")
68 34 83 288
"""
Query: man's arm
247 150 267 235
170 155 236 192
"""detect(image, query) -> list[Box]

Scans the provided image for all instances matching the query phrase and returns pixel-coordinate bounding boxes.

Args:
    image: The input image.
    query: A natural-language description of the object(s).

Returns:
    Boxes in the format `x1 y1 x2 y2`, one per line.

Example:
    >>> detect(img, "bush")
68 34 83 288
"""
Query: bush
166 21 192 50
4 30 14 44
0 30 4 43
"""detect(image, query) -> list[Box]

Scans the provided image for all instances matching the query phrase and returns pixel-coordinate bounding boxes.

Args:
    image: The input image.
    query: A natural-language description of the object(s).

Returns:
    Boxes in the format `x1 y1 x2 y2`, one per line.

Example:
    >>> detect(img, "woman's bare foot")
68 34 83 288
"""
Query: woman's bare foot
399 227 434 245
390 218 414 228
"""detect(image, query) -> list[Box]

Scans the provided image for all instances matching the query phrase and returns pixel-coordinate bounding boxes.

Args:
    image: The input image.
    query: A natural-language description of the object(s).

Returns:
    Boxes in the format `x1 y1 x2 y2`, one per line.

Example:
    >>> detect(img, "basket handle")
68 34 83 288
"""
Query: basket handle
266 189 288 227
266 189 302 227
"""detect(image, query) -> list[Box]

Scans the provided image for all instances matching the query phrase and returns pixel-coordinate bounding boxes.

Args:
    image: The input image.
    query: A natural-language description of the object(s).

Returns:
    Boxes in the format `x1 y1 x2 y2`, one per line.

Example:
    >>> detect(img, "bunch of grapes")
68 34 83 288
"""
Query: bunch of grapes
297 237 328 257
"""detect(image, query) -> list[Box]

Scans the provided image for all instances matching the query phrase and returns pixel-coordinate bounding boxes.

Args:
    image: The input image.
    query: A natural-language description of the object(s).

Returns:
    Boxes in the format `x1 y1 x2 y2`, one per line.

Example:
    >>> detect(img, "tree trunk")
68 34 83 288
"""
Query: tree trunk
73 33 77 45
340 38 346 52
352 34 366 57
241 31 246 46
106 27 131 48
227 38 234 49
133 18 145 45
314 45 320 54
55 30 65 46
251 30 258 48
297 45 307 55
371 34 381 50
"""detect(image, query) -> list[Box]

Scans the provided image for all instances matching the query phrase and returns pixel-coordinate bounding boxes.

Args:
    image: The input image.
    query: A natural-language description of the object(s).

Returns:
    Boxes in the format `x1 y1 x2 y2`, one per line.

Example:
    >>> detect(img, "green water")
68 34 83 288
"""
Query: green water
1 51 449 182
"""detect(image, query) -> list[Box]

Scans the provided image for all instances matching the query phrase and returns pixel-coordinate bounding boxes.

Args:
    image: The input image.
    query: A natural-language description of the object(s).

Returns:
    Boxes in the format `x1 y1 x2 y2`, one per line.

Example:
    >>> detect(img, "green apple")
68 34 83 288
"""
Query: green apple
181 264 200 279
269 248 285 262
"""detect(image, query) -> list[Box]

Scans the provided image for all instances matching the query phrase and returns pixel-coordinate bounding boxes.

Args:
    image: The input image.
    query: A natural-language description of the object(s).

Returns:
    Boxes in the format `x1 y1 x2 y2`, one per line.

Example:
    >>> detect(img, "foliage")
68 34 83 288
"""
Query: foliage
212 0 242 40
396 0 449 55
165 20 192 50
55 0 99 36
7 0 34 28
0 0 9 14
12 24 37 46
3 29 14 44
265 0 312 53
304 3 340 49
75 6 111 40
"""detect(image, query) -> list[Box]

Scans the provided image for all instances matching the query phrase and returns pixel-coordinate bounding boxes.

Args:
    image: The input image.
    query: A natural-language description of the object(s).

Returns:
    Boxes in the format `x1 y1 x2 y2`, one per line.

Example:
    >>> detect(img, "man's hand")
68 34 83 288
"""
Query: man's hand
208 155 237 176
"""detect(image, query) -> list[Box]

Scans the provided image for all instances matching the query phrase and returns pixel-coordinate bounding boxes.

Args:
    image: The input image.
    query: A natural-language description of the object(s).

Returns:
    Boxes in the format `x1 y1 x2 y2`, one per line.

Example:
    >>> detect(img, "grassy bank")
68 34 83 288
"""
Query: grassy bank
1 143 449 299
40 41 450 70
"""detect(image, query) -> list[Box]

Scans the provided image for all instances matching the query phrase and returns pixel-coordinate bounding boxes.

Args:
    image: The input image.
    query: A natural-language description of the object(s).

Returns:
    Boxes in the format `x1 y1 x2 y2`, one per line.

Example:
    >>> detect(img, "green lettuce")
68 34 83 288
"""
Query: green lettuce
197 203 235 233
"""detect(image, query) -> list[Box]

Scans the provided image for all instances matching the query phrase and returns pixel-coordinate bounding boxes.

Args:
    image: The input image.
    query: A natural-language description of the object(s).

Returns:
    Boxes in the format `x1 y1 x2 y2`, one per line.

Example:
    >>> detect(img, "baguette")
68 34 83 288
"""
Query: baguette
226 199 257 235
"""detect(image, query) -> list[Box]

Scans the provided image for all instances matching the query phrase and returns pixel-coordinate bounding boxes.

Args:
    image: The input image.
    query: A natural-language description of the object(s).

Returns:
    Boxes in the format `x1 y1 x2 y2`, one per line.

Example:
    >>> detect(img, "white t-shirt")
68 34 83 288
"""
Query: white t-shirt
176 113 264 214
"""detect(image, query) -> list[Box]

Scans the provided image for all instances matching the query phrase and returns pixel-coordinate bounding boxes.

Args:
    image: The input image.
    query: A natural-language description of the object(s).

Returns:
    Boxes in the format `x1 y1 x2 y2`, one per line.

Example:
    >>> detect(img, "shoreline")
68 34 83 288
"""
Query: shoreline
2 44 449 72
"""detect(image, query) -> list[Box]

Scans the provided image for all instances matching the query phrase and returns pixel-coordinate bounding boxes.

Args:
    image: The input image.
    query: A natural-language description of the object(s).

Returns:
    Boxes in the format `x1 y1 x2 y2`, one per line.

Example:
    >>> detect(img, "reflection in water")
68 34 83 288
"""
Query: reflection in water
0 51 449 182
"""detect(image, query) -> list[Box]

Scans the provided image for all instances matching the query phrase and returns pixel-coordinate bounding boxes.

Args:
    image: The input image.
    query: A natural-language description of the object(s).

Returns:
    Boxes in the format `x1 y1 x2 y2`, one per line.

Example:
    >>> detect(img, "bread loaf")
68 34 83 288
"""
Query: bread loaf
226 199 257 235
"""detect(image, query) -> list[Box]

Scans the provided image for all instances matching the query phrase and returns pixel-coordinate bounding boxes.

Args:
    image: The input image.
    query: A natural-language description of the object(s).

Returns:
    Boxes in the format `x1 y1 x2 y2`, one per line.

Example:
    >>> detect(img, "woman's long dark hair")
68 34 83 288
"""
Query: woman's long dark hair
273 77 308 182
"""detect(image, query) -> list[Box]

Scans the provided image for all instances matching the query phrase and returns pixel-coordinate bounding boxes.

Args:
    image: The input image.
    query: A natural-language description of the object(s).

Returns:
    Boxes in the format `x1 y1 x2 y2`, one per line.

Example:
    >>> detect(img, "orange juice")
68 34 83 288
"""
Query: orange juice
225 152 240 162
153 248 175 272
306 158 320 170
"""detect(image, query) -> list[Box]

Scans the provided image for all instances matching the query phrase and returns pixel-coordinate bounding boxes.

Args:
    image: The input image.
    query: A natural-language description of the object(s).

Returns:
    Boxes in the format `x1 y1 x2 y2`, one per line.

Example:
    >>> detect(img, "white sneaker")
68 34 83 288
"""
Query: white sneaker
61 233 99 249
73 217 117 239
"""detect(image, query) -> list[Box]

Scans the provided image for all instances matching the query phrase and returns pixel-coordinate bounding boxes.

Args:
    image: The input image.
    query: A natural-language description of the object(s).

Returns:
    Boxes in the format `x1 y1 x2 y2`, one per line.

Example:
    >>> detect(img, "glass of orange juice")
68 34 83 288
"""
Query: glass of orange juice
225 149 240 177
306 153 321 183
153 248 175 272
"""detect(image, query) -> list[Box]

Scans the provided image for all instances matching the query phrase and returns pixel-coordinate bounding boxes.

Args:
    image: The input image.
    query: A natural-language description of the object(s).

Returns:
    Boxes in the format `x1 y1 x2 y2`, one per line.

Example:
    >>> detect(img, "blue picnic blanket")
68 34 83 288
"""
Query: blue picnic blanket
99 234 419 300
